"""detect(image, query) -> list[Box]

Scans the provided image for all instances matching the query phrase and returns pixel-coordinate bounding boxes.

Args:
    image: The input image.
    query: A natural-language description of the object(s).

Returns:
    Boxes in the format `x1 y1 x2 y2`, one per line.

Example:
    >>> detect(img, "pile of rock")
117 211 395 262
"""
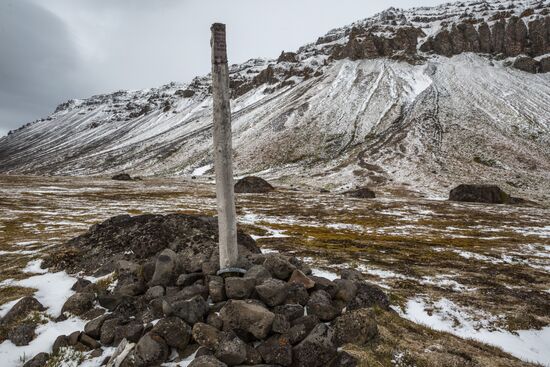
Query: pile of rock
18 214 388 366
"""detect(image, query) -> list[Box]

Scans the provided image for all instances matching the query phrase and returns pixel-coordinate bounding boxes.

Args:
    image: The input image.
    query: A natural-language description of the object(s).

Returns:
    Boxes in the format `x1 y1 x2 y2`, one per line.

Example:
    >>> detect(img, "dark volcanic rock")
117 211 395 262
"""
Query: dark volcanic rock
23 353 49 367
263 254 296 280
0 297 44 326
225 277 256 300
512 55 539 73
257 334 293 366
8 323 36 346
215 331 247 365
112 173 132 181
234 176 275 193
134 332 170 365
189 355 227 367
152 317 191 349
449 184 510 204
343 187 376 198
292 323 337 367
219 300 275 340
332 309 378 346
255 279 289 307
48 213 260 274
61 292 95 316
193 322 221 350
348 282 390 311
306 290 340 321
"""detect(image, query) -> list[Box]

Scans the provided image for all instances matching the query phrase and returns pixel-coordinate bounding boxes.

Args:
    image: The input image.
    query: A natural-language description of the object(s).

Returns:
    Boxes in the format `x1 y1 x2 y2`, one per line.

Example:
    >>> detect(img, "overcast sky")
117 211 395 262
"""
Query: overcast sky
0 0 448 137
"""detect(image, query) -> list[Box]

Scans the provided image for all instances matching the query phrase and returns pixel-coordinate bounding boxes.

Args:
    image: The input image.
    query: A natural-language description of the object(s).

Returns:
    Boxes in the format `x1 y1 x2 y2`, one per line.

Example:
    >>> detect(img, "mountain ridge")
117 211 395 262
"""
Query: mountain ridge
1 0 549 202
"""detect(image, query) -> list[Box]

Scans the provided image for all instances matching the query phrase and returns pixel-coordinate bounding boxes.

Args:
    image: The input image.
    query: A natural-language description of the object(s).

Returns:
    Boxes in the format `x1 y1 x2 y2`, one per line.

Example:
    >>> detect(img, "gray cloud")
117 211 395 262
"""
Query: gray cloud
0 0 447 136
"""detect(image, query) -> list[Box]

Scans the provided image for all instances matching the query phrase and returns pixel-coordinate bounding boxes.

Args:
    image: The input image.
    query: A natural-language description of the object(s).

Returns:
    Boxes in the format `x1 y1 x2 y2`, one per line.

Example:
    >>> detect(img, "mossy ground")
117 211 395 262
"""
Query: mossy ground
0 174 548 365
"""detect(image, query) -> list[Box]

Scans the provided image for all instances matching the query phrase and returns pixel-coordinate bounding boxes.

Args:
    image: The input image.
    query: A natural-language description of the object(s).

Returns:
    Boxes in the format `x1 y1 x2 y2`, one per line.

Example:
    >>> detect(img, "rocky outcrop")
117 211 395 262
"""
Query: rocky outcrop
421 15 550 65
343 187 376 199
234 176 275 194
332 26 425 62
111 173 132 181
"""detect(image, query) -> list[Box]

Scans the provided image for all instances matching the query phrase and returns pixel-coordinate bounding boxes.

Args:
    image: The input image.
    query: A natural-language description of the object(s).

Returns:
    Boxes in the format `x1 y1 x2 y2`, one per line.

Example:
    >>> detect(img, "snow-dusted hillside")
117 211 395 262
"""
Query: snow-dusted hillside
1 0 549 201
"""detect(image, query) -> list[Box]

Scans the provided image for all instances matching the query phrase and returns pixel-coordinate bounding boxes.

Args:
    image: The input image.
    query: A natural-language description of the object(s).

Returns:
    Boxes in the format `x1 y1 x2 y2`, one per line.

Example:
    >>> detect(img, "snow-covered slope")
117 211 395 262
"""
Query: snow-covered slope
1 0 549 201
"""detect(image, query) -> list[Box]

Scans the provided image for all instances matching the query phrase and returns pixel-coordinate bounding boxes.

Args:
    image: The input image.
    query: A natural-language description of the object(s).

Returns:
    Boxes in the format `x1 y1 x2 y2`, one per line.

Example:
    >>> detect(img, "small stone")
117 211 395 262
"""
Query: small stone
219 300 275 340
189 355 227 367
177 273 204 287
168 295 209 324
150 249 178 286
145 285 165 301
332 309 378 346
310 276 338 297
333 279 357 303
114 320 144 345
90 348 103 358
68 330 81 345
225 277 256 299
207 312 224 330
8 323 36 346
71 278 92 292
1 297 44 326
272 314 290 334
193 322 221 350
214 332 247 366
284 323 309 345
85 314 111 339
292 323 337 367
134 332 170 366
285 283 309 306
52 335 69 353
100 318 121 345
255 278 289 307
307 290 340 321
80 333 101 349
263 254 296 280
244 343 263 365
244 265 272 285
348 282 390 311
289 269 315 289
328 351 359 367
23 352 49 367
61 292 95 316
152 317 191 349
257 334 293 366
273 304 304 322
208 276 226 303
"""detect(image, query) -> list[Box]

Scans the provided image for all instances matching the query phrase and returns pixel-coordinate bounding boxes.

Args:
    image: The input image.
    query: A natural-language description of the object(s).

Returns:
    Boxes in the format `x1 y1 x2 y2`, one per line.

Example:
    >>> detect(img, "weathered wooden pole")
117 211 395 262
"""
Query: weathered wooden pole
211 23 239 271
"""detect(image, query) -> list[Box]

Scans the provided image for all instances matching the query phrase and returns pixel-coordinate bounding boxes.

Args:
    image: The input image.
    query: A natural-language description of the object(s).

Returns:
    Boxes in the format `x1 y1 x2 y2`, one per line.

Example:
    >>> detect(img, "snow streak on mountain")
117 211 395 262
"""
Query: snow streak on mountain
1 0 549 201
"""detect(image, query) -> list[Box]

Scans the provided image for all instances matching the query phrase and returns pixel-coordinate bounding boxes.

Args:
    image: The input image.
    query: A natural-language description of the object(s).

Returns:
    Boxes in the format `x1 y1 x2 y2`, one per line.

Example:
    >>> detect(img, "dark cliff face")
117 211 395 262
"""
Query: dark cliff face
420 14 550 58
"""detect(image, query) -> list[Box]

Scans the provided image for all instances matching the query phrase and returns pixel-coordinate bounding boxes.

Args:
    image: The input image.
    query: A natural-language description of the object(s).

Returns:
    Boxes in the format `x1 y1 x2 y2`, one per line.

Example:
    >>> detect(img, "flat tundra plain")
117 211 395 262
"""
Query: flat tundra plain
0 175 549 365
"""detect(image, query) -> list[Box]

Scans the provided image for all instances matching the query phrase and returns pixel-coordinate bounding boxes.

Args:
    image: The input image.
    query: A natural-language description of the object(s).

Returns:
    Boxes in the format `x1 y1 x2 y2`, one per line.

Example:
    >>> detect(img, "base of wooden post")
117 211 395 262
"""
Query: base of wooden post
217 267 247 278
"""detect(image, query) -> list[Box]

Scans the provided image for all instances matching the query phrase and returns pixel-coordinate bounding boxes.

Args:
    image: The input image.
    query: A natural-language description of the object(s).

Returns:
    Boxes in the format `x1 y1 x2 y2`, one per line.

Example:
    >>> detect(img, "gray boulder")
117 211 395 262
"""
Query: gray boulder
306 290 340 321
150 248 178 286
225 277 256 300
61 292 95 316
215 332 247 365
332 309 378 346
292 324 337 367
152 317 191 349
219 300 275 340
134 332 170 366
1 297 44 326
165 295 209 324
255 279 288 307
257 335 293 366
263 255 295 280
193 322 221 350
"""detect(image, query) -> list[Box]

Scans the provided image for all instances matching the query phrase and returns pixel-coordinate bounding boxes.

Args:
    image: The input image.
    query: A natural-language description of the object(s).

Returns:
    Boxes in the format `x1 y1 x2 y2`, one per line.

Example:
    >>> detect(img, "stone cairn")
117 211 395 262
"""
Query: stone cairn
18 249 388 367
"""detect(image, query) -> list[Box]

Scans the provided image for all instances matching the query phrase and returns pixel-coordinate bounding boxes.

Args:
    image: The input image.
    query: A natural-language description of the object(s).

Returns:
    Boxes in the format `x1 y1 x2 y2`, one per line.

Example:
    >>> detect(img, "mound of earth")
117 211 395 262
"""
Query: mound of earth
343 187 376 198
448 184 526 204
44 213 260 276
234 176 275 194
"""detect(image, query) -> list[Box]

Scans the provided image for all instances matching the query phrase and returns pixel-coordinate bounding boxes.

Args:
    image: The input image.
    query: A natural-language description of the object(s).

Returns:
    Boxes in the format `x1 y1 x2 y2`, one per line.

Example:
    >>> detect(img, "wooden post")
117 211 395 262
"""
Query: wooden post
211 23 238 270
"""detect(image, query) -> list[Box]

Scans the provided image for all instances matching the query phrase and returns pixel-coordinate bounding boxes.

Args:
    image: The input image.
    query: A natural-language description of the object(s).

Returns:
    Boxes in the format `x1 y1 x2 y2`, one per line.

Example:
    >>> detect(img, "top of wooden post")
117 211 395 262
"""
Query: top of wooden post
211 23 227 65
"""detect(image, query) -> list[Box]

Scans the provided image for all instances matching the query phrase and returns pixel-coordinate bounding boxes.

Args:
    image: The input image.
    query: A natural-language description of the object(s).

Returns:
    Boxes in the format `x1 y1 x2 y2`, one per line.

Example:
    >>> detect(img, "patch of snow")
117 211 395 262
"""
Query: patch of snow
401 297 550 366
0 317 86 367
22 260 48 274
191 164 212 176
311 268 338 280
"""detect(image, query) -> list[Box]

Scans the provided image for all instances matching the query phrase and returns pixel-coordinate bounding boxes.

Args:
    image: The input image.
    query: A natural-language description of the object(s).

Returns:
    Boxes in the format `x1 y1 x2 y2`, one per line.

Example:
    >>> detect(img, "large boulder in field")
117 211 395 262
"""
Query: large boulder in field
332 309 378 346
343 187 375 198
47 213 260 274
449 184 510 204
234 176 274 193
111 173 132 181
0 297 44 326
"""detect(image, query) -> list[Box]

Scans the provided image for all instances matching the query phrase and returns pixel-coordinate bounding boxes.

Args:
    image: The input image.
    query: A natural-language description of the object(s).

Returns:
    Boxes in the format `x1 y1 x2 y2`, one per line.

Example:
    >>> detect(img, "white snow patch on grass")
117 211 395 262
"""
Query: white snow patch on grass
22 260 48 274
401 297 550 366
0 317 86 367
191 164 212 176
